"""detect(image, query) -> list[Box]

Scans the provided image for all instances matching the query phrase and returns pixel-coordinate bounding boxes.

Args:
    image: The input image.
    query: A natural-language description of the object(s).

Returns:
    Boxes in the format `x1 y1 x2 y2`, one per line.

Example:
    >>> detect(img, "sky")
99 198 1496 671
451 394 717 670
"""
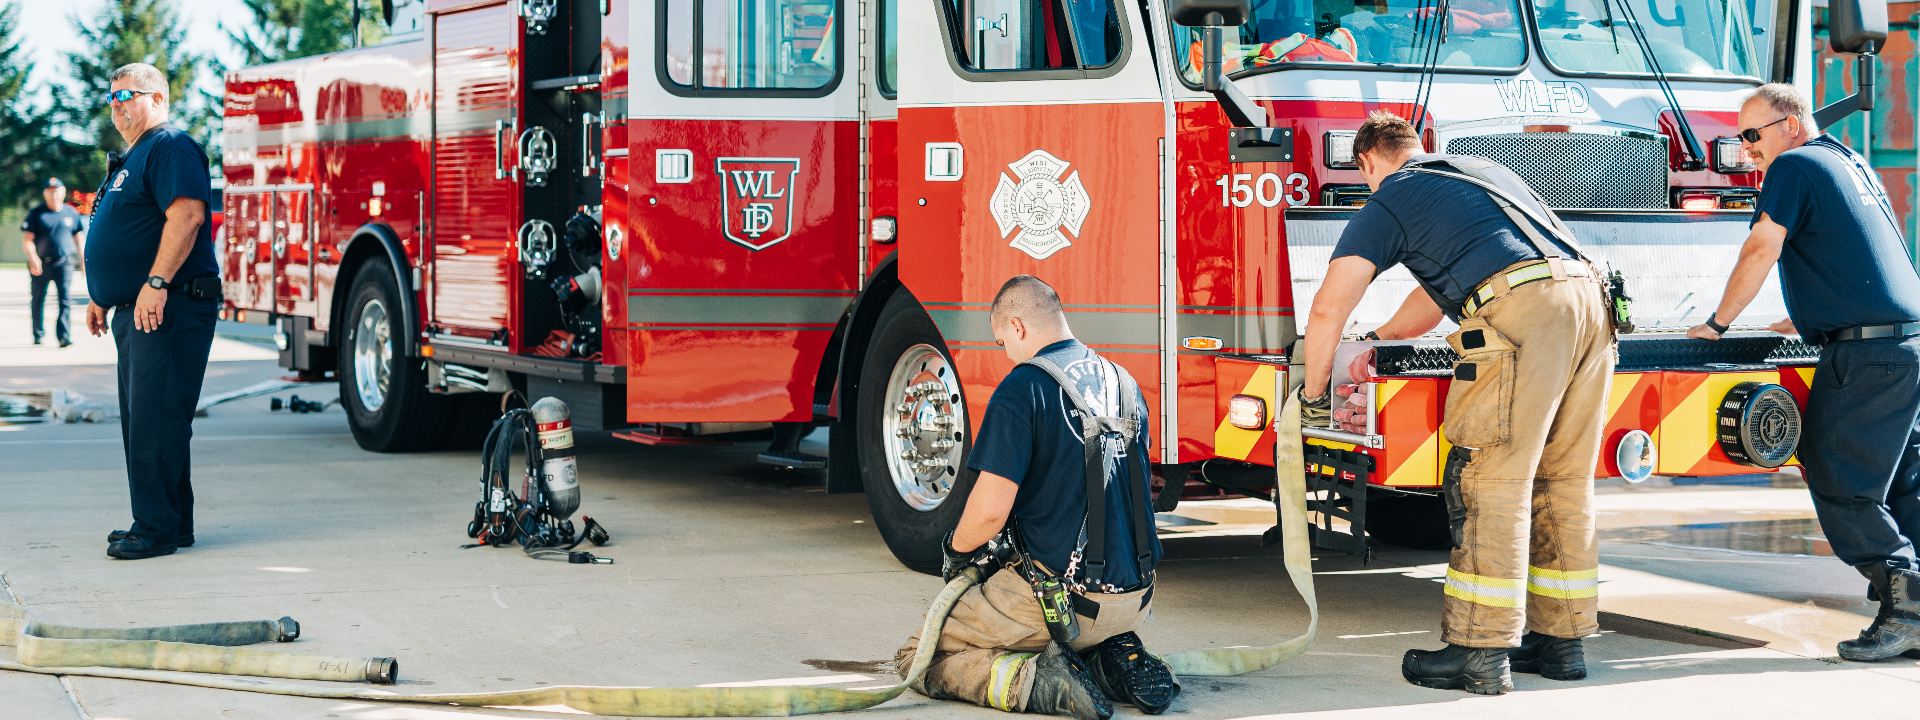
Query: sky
17 0 255 91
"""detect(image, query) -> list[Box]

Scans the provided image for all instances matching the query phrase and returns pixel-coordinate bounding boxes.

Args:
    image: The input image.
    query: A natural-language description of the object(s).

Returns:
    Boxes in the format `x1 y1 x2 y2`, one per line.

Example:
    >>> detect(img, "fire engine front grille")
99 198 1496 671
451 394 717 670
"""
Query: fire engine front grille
1444 132 1670 209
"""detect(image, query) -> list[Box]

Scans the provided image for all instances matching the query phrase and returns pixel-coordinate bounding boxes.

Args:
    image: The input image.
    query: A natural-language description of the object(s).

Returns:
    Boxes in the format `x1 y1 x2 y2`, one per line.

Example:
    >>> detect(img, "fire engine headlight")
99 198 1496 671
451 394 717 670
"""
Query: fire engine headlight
1677 191 1720 211
871 215 897 243
1713 137 1756 174
1227 394 1267 430
1324 131 1357 169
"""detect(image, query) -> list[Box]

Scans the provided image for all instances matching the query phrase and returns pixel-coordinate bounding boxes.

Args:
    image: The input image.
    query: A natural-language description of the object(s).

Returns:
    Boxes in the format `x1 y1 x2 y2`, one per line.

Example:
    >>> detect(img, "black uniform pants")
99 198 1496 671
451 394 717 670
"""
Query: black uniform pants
111 297 217 546
1799 335 1920 572
28 261 72 343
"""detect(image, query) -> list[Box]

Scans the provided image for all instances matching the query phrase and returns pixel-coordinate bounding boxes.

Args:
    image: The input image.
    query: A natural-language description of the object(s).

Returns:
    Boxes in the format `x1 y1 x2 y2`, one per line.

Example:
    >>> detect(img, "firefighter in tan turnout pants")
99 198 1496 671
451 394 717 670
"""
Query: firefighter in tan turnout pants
1300 113 1614 695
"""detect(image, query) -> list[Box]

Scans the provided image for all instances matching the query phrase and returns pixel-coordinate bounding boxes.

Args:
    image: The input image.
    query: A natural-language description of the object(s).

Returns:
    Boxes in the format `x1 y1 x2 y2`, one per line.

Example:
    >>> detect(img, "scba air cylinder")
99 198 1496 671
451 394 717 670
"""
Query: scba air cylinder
531 397 581 519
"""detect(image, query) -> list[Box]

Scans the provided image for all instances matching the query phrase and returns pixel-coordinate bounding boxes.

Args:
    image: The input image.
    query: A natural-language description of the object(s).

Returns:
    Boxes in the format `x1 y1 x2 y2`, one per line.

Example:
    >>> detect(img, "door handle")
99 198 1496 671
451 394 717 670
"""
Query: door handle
581 112 600 178
494 119 518 181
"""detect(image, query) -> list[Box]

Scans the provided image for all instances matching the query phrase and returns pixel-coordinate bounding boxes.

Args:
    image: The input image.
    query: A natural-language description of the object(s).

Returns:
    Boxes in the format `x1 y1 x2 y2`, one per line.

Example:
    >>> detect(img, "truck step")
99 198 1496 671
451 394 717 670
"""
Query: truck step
757 450 827 469
612 425 735 446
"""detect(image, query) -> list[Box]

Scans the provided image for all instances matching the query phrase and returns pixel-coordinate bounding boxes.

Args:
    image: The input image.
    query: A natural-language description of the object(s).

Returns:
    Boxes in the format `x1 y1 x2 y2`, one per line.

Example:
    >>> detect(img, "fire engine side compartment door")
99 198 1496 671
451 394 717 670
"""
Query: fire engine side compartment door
272 189 314 312
220 190 268 312
897 0 1171 458
430 2 521 347
621 0 860 423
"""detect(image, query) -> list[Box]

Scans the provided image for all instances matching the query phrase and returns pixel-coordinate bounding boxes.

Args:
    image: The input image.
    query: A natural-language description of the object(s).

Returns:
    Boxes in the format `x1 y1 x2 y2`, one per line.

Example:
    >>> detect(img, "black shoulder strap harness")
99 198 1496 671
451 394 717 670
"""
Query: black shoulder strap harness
1020 355 1155 593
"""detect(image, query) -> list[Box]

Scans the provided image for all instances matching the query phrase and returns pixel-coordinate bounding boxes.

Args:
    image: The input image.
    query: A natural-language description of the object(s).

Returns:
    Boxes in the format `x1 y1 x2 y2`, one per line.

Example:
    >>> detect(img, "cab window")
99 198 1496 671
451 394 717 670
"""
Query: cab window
880 0 899 96
1531 0 1770 78
943 0 1126 72
661 0 842 94
1171 0 1528 83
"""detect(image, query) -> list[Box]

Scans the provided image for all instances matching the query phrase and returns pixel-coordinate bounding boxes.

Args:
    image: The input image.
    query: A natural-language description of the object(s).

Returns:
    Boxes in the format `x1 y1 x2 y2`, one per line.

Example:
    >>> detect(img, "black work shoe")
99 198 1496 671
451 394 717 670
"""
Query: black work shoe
1402 644 1512 695
1086 632 1180 714
109 530 193 547
1839 564 1920 662
1509 631 1587 680
57 338 71 348
1027 642 1112 720
107 533 177 560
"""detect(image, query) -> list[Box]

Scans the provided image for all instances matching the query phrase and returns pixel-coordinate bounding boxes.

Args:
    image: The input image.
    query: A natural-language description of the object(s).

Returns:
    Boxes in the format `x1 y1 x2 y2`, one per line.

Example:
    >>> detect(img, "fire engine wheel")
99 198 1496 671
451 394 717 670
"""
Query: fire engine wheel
858 291 972 575
340 257 448 452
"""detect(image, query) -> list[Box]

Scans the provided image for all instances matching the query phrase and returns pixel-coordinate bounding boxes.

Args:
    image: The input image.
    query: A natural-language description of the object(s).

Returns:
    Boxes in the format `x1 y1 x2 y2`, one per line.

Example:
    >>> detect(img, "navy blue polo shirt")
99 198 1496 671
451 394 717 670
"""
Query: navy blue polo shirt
1754 134 1920 345
1332 154 1578 317
84 125 217 308
21 203 86 263
967 340 1162 590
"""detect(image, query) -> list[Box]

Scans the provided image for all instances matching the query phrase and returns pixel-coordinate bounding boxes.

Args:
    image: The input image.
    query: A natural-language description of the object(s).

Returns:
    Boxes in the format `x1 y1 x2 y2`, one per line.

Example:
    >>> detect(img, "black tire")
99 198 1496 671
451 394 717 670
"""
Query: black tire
857 290 972 575
1367 493 1452 550
340 257 449 452
440 392 503 450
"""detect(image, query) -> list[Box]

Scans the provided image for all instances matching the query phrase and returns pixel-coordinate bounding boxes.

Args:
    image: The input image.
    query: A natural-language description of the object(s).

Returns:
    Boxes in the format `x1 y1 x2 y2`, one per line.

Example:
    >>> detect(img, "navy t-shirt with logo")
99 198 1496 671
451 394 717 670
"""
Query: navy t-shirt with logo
1753 134 1920 345
21 203 86 263
1331 154 1578 315
84 125 218 308
966 339 1163 590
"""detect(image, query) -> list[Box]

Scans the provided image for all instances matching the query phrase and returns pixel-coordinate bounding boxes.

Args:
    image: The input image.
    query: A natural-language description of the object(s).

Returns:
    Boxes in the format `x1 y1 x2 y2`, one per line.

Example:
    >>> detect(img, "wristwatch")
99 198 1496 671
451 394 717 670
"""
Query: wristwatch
1704 313 1729 335
147 275 169 289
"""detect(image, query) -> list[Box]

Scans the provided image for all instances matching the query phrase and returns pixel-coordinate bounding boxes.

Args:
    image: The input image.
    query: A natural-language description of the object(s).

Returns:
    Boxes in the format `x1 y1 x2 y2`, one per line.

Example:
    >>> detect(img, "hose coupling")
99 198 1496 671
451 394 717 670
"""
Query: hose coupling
366 657 400 684
275 616 301 642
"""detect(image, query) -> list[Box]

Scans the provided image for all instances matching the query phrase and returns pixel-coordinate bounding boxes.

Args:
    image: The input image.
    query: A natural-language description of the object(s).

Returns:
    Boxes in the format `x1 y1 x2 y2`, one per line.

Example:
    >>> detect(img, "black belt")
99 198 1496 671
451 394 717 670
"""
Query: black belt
1827 322 1920 342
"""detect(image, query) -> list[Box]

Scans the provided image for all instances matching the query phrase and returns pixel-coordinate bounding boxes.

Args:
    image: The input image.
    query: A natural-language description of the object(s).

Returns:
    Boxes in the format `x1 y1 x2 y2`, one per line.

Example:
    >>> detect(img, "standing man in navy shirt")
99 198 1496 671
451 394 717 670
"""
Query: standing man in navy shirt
896 276 1177 720
22 177 87 347
82 63 219 560
1690 84 1920 661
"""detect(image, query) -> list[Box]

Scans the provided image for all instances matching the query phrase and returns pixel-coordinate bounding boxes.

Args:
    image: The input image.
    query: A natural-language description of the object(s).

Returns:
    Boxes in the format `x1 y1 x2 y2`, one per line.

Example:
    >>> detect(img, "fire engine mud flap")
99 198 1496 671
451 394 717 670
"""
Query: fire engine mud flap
1160 391 1318 677
0 567 987 716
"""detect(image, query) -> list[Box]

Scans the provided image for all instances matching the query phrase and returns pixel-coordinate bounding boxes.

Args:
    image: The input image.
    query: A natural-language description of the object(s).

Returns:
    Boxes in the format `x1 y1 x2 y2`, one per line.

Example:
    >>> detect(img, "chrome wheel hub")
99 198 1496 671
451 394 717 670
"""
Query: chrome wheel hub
882 344 966 511
353 299 393 412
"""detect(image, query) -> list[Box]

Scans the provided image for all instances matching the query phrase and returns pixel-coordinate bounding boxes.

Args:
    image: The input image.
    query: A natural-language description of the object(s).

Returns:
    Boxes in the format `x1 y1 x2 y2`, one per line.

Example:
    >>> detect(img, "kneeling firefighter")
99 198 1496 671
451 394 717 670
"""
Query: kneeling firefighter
896 275 1179 720
1299 112 1615 694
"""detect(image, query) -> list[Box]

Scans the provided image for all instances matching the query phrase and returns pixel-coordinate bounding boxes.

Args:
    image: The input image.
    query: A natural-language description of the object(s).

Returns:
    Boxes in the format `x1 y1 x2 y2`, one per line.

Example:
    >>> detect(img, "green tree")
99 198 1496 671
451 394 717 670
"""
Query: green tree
223 0 383 66
66 0 214 156
0 2 93 209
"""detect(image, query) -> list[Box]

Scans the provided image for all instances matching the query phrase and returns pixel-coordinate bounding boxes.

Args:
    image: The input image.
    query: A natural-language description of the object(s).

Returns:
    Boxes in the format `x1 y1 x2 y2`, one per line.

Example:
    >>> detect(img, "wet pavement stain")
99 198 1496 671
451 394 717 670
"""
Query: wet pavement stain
1600 518 1831 557
801 659 895 674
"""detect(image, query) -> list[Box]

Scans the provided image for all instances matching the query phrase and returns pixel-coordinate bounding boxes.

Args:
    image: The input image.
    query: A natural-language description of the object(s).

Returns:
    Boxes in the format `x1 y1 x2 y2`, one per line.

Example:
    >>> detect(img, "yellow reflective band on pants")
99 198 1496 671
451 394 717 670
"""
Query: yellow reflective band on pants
1443 569 1524 609
1527 566 1599 599
986 652 1035 711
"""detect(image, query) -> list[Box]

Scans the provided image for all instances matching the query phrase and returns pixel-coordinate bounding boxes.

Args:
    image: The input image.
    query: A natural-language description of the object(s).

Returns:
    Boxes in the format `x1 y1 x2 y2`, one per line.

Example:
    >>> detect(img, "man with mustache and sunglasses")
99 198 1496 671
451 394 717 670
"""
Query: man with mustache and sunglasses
1688 83 1920 662
82 62 220 561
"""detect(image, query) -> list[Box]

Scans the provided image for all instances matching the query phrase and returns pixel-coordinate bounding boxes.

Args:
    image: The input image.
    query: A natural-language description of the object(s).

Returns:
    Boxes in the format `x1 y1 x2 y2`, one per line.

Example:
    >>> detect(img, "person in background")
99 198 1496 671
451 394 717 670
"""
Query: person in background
22 177 87 348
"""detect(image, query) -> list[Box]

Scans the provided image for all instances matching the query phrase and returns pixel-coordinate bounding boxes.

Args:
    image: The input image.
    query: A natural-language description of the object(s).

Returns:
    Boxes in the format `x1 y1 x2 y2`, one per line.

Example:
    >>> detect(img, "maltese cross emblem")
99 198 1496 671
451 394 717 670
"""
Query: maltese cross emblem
989 150 1092 260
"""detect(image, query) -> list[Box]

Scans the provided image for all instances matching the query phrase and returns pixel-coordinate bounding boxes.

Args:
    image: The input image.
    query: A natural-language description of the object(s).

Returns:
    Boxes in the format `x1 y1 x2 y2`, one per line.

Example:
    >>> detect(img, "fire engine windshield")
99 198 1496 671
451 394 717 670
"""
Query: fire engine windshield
1171 0 1528 82
1531 0 1772 78
664 0 840 90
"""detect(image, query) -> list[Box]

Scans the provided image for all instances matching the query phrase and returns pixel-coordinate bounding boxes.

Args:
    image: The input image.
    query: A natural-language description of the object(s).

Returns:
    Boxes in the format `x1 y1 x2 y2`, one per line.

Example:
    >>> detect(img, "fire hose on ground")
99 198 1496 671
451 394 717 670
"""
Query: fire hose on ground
0 395 1314 715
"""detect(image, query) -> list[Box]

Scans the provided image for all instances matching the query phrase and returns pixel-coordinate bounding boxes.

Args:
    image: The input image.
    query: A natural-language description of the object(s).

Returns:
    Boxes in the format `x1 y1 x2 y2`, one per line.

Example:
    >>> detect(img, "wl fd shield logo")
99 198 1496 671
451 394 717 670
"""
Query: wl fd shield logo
990 150 1091 260
716 157 801 251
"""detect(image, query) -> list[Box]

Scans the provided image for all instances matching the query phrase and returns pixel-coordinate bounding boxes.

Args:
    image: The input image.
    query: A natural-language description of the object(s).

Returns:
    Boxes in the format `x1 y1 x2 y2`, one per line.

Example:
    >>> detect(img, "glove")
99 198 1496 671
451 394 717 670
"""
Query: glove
1299 387 1333 428
941 529 990 581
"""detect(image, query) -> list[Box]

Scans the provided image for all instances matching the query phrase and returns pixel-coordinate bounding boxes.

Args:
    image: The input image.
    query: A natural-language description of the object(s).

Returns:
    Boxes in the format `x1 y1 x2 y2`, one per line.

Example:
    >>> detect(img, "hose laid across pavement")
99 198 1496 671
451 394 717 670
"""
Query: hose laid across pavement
0 600 396 684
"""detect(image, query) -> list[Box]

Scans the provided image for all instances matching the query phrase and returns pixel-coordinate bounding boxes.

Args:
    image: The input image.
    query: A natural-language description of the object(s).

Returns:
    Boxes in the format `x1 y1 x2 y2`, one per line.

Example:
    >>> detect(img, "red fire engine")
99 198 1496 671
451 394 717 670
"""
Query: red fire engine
222 0 1876 571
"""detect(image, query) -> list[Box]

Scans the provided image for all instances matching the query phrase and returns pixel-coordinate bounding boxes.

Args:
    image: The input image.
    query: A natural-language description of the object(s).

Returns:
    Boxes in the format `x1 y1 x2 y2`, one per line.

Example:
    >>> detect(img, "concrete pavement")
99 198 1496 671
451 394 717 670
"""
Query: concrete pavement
1 300 1916 716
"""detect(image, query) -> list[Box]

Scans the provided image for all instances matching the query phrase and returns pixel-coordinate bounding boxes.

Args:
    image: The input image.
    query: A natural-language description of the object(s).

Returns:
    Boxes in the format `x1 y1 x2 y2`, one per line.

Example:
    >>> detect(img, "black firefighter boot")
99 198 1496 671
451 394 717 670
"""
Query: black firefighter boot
1837 561 1920 662
1086 632 1181 715
1402 644 1513 695
1508 631 1588 680
1027 642 1113 720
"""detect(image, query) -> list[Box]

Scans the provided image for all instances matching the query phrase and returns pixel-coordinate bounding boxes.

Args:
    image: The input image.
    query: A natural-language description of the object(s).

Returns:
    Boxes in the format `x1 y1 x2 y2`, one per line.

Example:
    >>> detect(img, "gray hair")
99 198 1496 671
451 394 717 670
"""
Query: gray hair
990 274 1067 332
109 63 169 104
1747 83 1815 133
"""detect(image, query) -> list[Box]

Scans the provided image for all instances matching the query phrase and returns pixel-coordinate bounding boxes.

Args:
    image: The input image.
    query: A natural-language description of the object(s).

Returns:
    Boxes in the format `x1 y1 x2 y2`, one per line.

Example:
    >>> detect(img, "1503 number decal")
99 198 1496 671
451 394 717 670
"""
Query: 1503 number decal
1217 172 1309 208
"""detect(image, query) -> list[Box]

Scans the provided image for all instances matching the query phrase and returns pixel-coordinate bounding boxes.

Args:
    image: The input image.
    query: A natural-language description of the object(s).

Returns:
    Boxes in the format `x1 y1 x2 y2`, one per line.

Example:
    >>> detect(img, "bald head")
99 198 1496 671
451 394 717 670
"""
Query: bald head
989 275 1073 362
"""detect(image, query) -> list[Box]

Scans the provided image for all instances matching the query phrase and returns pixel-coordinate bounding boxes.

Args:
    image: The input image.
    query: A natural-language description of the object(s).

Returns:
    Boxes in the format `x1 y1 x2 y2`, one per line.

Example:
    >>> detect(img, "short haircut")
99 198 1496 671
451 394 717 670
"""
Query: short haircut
109 63 169 103
1353 111 1422 158
1746 83 1815 131
989 275 1066 331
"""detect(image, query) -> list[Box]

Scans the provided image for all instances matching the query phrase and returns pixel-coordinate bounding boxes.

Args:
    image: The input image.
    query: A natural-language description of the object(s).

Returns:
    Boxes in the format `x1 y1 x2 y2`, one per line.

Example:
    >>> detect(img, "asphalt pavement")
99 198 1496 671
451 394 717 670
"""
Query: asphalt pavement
2 269 1917 719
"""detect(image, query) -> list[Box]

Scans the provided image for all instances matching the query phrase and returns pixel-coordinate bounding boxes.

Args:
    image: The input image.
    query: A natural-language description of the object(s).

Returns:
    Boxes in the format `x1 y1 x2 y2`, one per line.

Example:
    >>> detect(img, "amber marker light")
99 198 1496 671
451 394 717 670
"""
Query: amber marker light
1182 336 1224 351
1227 394 1267 430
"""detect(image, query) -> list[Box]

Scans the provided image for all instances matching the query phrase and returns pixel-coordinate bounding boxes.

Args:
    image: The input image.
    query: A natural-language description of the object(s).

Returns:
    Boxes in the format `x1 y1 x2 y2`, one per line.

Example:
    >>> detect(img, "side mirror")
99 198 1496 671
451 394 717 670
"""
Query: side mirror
1169 0 1250 28
381 0 396 26
1827 0 1887 54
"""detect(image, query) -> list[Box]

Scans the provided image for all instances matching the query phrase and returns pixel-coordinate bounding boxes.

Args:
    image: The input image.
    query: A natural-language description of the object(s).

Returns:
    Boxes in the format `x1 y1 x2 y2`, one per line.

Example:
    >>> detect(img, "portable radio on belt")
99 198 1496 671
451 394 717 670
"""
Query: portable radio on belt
1033 573 1081 644
1604 269 1634 334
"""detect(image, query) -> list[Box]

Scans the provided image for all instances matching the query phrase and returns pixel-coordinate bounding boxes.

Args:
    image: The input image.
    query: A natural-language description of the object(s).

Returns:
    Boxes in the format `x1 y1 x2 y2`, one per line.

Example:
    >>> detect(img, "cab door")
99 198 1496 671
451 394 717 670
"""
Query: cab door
896 0 1170 456
430 2 521 348
622 0 860 422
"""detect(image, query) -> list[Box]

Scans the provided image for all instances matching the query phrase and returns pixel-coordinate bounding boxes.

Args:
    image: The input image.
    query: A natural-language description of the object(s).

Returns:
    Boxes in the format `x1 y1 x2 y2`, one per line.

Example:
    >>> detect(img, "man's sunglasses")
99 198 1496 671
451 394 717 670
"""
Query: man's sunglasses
1738 115 1791 143
105 89 157 103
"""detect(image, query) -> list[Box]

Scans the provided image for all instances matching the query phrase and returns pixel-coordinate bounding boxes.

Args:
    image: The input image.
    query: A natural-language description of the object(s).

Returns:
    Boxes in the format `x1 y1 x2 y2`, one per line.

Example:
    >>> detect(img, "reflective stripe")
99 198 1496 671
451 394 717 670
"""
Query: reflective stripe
987 652 1035 711
1443 568 1524 608
1461 261 1589 317
1527 566 1600 599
